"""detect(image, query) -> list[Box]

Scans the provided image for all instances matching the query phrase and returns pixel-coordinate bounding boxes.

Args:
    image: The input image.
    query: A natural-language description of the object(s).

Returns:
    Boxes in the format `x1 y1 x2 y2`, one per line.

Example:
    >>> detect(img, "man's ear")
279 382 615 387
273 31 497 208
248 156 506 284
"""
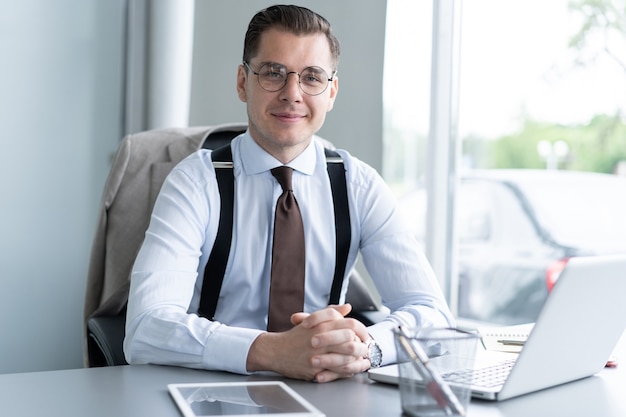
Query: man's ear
236 65 248 102
326 76 338 112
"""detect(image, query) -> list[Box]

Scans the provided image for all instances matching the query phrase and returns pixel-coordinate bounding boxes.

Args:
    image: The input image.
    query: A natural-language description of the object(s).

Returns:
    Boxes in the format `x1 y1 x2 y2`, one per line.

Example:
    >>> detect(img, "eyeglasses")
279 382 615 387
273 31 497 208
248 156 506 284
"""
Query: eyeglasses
243 61 335 96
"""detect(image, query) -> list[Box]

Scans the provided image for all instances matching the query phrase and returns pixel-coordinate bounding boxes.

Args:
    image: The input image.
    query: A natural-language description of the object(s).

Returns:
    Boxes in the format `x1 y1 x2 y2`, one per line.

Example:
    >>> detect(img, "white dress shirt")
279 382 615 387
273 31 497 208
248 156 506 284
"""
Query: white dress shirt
125 131 454 374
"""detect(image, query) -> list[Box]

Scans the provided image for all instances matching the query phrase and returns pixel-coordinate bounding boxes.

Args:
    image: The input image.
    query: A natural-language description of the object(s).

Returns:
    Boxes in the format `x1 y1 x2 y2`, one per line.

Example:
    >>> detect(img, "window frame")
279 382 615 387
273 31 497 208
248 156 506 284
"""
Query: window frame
424 0 463 314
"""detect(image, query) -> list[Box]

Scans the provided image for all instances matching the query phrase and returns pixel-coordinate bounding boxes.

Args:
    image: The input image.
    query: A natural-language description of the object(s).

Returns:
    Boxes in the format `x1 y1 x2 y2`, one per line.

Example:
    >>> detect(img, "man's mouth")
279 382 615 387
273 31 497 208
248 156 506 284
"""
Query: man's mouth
272 111 306 122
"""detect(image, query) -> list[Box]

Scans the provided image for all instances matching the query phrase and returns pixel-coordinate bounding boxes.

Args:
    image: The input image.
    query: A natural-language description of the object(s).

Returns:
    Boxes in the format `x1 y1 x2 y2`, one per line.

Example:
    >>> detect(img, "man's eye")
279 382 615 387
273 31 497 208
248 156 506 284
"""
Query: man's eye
261 64 286 80
303 74 322 83
266 71 284 79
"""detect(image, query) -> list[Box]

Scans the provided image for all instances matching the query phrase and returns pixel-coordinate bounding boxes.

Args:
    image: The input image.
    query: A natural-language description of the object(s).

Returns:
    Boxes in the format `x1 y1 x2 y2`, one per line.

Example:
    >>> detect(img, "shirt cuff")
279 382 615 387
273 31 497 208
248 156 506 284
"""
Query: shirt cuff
202 325 264 374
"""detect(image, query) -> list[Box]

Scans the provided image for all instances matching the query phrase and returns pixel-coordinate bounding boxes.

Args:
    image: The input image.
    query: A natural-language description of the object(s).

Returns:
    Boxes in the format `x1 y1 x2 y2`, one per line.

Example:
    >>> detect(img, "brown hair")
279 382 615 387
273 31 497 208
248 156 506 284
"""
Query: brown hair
243 4 340 71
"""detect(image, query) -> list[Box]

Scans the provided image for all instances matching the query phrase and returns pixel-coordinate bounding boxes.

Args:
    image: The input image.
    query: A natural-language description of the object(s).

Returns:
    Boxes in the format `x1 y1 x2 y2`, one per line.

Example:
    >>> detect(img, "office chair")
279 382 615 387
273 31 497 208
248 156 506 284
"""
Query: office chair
84 123 384 367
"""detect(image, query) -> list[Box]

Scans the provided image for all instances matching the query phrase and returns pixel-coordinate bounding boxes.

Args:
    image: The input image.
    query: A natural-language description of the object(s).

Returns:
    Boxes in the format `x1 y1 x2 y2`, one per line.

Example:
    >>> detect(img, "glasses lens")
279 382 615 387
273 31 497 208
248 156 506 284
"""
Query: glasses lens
299 67 330 95
257 63 287 92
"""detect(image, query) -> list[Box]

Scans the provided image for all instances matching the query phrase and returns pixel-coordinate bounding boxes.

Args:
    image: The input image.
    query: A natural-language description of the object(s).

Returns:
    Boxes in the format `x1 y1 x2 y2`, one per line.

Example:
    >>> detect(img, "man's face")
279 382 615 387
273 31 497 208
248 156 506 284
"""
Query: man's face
237 28 338 162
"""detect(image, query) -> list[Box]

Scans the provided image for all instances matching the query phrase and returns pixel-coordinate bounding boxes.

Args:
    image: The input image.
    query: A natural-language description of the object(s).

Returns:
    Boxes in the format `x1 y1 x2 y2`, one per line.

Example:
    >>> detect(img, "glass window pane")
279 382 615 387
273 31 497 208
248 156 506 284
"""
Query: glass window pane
457 0 626 324
383 0 433 258
383 0 433 198
386 0 626 326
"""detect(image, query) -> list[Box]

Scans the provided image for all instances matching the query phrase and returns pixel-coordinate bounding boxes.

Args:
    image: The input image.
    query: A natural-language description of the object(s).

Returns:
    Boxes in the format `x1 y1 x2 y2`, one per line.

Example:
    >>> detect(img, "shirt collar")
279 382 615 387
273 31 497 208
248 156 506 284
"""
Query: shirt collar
239 130 318 176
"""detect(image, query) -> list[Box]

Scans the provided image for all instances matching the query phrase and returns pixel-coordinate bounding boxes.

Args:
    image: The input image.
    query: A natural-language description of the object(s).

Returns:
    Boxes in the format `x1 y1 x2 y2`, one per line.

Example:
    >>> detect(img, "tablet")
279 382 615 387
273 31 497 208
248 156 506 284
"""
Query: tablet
168 381 325 417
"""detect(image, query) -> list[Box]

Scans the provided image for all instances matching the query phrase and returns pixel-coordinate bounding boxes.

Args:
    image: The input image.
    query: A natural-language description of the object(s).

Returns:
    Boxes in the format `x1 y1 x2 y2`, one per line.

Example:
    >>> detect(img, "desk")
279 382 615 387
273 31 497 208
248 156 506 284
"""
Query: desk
1 333 625 417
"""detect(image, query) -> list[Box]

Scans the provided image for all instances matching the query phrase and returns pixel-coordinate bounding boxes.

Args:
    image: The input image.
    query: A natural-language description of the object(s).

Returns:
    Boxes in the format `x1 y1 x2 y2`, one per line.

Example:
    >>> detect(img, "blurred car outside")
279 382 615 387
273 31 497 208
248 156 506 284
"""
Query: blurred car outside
399 169 626 325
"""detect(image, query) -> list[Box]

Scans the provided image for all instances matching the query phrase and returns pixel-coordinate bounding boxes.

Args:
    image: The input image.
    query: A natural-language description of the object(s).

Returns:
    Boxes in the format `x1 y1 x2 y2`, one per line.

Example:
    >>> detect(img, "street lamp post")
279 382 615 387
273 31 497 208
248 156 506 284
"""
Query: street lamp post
537 140 569 170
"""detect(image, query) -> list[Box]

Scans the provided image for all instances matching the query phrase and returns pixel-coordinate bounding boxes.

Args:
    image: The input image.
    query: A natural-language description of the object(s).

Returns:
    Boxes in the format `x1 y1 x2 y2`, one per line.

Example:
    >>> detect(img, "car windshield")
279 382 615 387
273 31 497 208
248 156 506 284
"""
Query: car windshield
514 173 626 251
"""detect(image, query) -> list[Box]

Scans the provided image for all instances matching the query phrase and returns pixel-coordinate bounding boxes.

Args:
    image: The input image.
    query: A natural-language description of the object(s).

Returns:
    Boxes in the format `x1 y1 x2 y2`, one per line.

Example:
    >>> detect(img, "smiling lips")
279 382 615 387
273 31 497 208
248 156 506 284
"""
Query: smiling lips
272 110 306 122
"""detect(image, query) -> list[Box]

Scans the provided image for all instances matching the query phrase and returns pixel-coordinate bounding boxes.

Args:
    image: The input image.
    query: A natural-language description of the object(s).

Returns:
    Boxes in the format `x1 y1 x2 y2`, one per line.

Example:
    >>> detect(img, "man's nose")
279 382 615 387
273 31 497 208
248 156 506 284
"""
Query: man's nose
279 72 303 101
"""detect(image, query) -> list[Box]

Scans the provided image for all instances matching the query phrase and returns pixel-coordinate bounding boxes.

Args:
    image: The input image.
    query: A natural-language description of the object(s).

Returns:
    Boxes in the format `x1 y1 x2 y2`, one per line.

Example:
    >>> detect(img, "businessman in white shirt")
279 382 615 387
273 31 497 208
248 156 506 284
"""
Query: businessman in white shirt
124 4 454 383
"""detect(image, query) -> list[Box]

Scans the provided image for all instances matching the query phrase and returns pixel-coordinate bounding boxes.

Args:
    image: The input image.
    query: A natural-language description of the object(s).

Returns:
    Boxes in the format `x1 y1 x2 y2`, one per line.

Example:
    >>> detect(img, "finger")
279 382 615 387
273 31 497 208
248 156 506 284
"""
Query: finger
352 321 370 343
291 304 349 327
311 329 368 355
301 304 352 329
329 357 371 376
313 370 344 383
313 358 371 383
312 352 366 370
309 319 370 348
290 312 310 325
329 303 352 317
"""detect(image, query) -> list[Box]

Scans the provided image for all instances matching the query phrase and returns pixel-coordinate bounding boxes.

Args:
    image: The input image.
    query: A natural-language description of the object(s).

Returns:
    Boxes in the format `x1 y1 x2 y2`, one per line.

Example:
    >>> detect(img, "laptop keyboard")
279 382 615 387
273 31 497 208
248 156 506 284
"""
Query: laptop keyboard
442 358 517 388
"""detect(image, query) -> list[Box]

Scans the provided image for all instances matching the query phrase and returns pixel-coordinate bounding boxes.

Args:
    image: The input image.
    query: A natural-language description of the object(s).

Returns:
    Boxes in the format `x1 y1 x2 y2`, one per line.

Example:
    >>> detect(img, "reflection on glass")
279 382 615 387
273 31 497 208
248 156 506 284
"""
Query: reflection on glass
169 382 320 416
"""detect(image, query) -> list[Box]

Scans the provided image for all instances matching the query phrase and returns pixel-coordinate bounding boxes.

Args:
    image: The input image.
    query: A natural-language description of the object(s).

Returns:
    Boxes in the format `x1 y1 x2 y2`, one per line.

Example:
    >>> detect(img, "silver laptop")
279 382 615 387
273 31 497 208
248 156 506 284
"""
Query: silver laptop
368 254 626 401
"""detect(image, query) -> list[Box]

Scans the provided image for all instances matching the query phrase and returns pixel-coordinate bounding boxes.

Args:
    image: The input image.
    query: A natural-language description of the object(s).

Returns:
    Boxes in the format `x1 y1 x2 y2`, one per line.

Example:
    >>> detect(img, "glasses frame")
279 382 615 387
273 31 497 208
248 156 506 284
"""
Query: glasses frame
243 61 336 96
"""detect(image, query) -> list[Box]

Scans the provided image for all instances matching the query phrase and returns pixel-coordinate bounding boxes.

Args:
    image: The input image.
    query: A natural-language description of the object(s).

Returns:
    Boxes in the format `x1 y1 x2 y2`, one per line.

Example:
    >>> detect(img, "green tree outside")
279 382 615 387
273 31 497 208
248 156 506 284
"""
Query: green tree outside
464 113 626 173
463 0 626 174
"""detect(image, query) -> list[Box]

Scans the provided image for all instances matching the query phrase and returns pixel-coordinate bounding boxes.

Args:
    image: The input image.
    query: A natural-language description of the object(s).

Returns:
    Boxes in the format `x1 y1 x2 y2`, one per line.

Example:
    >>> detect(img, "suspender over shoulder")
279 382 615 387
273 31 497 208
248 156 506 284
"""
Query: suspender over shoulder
198 144 351 320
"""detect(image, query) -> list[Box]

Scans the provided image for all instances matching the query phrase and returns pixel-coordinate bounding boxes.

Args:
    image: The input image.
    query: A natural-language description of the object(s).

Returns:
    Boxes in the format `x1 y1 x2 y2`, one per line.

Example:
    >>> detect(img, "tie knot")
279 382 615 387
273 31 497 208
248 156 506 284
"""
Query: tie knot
271 166 293 192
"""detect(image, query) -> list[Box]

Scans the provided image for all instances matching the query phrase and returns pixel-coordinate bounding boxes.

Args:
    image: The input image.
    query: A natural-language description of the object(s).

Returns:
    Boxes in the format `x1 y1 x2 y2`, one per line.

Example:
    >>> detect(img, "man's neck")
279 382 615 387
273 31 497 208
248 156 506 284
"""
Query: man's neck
251 136 312 165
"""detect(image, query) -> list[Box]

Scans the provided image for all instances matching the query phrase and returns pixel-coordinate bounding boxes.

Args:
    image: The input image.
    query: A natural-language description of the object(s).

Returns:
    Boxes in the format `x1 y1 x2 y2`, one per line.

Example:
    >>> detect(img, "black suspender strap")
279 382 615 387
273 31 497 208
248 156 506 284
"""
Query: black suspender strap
198 144 234 319
324 148 351 305
198 144 351 320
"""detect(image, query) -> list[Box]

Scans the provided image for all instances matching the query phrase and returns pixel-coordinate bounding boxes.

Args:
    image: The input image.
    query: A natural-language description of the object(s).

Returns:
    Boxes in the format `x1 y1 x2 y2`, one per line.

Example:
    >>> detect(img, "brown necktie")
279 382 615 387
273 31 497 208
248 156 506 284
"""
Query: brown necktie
267 166 305 332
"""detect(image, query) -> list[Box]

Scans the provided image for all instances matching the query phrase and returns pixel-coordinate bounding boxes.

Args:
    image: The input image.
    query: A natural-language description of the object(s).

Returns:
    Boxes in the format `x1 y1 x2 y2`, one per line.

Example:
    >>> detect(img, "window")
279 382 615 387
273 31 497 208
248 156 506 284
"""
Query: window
383 0 433 196
385 0 626 324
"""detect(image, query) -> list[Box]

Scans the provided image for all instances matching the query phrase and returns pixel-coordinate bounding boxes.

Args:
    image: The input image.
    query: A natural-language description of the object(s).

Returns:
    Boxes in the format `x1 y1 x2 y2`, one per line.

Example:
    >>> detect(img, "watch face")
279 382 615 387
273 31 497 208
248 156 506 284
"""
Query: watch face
368 341 382 368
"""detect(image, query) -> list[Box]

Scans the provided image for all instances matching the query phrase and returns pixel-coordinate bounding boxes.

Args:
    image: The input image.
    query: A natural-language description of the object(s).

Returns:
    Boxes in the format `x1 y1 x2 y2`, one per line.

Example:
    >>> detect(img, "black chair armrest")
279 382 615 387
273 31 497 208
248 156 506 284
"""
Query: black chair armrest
87 314 128 367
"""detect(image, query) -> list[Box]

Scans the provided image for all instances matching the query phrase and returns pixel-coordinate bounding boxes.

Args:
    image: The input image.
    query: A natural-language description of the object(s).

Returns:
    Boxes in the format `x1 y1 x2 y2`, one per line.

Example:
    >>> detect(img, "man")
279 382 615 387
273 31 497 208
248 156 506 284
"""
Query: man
124 4 454 383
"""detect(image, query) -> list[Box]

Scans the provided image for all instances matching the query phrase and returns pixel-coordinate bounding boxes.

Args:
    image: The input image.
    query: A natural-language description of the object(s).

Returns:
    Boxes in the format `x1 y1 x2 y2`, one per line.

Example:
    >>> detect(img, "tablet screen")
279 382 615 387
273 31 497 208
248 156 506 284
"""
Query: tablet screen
168 381 324 417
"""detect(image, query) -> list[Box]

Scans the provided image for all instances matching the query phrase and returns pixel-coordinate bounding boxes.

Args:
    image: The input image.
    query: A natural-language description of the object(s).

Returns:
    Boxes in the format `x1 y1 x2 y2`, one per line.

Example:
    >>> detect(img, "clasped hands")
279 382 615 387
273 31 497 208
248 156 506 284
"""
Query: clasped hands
246 303 372 383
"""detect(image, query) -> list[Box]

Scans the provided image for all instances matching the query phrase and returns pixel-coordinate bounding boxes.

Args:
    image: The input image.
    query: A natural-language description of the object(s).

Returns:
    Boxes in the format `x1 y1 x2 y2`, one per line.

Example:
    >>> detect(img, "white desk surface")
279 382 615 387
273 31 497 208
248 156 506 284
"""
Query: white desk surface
1 332 625 417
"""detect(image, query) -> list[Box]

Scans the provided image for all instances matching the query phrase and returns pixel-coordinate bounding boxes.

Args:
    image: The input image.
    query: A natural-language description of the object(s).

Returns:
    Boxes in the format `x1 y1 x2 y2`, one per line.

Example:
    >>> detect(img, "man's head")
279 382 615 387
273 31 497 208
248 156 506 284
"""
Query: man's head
236 5 341 164
243 5 340 72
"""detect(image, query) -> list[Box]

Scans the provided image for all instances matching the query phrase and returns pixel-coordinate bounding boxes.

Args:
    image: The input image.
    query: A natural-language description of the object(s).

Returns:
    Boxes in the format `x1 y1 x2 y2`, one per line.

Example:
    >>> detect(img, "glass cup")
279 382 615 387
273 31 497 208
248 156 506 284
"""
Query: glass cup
393 327 480 417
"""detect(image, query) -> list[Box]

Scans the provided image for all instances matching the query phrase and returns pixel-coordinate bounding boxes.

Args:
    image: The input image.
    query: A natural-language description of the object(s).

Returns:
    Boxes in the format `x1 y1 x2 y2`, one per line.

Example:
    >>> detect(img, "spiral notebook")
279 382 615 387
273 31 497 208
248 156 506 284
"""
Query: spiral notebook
369 254 626 401
478 323 534 353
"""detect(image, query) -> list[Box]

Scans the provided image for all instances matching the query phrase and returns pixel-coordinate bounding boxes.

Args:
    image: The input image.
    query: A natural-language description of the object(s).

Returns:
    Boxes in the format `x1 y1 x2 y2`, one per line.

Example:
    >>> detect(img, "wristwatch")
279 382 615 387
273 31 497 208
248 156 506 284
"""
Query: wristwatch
365 338 383 368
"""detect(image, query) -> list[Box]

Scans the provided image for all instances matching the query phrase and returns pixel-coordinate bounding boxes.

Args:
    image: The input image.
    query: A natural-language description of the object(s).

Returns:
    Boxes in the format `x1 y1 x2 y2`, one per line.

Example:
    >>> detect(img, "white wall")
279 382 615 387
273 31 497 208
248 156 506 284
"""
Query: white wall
189 0 386 170
0 0 125 374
